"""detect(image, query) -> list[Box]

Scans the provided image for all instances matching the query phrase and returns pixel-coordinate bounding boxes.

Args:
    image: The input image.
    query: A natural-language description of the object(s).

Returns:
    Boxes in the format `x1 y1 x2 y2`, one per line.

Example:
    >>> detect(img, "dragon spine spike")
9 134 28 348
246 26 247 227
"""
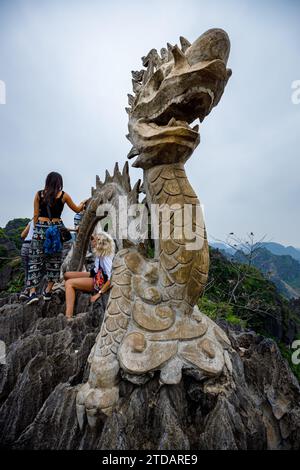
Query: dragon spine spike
104 169 111 183
125 107 131 115
127 94 135 106
167 42 173 61
132 79 142 94
179 36 191 52
160 48 168 62
131 70 144 82
152 49 162 68
122 160 129 176
126 133 133 143
113 162 120 177
142 49 157 68
142 60 155 85
171 45 189 69
130 179 141 202
96 175 103 188
122 161 132 193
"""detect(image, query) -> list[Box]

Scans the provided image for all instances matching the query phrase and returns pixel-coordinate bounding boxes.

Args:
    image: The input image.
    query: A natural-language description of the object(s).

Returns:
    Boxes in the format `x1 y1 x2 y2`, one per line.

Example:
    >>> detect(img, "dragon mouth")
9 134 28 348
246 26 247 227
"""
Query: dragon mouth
129 85 214 149
126 29 231 169
127 88 213 167
143 118 200 143
128 112 201 168
150 85 214 127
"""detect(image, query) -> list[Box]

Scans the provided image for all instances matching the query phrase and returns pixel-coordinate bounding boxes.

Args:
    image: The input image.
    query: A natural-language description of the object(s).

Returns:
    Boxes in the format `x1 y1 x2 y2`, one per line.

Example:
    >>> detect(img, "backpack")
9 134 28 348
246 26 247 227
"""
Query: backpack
43 225 63 255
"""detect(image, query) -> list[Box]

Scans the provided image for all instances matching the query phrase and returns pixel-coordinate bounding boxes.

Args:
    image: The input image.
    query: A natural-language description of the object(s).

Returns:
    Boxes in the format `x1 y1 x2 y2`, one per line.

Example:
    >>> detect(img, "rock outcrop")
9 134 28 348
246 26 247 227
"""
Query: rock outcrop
0 293 299 450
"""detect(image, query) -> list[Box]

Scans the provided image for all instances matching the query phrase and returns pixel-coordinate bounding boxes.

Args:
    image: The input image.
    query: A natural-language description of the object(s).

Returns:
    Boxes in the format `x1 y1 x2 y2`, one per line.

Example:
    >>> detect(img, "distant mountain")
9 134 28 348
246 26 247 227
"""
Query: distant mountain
209 242 235 255
211 241 300 263
261 242 300 263
233 247 300 300
3 218 30 250
201 247 300 344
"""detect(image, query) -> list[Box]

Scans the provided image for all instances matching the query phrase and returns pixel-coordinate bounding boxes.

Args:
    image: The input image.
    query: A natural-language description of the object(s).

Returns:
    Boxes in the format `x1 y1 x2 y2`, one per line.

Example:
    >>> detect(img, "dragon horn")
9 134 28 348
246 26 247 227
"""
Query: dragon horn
171 45 189 69
179 36 191 52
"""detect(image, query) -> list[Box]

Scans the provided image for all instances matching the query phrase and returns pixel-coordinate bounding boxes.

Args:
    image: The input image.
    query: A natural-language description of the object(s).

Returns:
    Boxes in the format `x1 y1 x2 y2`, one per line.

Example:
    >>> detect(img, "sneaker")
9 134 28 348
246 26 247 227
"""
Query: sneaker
43 290 52 301
26 293 39 305
19 290 30 301
52 282 65 293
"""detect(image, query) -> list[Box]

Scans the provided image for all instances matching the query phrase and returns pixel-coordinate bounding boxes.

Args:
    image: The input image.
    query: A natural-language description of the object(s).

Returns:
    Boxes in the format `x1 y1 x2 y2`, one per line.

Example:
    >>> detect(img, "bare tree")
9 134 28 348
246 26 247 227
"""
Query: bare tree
205 232 279 323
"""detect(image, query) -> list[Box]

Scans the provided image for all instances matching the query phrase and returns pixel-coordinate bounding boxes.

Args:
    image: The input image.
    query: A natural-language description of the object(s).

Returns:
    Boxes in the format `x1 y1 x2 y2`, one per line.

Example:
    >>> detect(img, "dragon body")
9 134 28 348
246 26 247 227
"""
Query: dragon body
75 28 233 427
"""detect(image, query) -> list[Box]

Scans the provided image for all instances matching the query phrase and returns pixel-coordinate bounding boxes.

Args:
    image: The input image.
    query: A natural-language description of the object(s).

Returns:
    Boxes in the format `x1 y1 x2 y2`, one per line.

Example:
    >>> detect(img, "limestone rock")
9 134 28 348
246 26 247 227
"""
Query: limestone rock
0 293 299 450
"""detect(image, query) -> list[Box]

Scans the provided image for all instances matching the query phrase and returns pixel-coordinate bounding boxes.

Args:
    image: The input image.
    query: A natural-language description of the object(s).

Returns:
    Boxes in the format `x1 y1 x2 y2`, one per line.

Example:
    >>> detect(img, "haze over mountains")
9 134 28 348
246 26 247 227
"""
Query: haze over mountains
1 218 300 300
211 241 300 299
211 242 300 261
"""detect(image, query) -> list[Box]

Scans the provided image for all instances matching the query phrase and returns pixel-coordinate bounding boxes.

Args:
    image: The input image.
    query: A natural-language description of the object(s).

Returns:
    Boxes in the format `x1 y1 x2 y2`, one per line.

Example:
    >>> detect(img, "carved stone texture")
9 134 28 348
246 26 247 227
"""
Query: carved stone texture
76 28 233 427
66 161 142 273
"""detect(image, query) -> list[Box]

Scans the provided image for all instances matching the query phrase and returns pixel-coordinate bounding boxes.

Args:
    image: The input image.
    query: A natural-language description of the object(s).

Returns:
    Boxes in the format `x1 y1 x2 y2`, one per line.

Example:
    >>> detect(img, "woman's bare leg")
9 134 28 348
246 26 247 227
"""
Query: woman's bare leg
65 277 94 319
64 271 90 281
46 281 54 293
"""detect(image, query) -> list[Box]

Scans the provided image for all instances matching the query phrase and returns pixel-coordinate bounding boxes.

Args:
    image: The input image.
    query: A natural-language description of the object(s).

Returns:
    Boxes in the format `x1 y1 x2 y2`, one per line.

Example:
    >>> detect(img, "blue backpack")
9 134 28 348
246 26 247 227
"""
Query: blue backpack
43 225 63 255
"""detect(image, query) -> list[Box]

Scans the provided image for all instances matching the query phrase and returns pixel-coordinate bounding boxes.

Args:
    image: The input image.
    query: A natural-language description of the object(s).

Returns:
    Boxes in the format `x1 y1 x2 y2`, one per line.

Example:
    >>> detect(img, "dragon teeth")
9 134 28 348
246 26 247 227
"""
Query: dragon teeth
192 124 199 132
168 117 177 126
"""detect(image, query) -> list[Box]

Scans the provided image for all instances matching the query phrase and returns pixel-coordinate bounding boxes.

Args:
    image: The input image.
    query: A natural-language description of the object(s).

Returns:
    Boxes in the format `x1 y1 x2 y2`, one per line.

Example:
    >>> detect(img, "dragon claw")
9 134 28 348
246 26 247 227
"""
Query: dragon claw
76 382 119 430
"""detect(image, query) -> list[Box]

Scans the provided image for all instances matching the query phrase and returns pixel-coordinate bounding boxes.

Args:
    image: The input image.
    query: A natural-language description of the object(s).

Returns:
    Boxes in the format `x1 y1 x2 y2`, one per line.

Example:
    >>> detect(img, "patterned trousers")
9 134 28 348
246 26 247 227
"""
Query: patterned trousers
21 241 31 288
27 221 63 288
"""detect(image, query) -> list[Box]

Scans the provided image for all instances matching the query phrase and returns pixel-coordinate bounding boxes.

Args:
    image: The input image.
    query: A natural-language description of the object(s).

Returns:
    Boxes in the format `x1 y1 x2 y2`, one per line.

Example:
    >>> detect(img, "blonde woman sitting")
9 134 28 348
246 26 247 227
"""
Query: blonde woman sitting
64 232 115 320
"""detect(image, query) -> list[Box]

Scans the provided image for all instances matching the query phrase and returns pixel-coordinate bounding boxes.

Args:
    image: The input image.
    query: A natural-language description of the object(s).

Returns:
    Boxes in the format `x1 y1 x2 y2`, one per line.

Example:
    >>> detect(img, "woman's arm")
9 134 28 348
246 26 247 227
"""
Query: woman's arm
99 279 111 294
63 193 87 213
90 278 111 303
21 223 30 239
33 192 40 225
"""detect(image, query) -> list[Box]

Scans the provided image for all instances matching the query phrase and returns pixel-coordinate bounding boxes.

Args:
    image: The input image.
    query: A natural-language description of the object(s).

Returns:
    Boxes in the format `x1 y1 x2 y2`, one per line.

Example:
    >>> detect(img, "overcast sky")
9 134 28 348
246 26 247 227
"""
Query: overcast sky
0 0 299 246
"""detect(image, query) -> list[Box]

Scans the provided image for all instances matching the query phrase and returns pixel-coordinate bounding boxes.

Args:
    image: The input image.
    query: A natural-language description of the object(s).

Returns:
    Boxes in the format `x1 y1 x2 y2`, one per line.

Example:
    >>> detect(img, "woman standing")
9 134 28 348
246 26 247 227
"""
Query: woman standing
64 231 115 320
26 171 87 305
19 219 34 300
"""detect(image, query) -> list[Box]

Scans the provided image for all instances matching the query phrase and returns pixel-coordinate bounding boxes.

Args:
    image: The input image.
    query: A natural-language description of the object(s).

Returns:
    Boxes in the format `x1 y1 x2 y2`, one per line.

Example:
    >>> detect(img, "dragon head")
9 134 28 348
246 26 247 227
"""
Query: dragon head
126 28 231 169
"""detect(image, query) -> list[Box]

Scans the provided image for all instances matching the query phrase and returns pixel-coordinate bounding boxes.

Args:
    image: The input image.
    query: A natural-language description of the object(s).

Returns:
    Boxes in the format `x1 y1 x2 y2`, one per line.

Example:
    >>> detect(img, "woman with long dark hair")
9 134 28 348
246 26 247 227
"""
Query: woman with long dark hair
26 171 87 305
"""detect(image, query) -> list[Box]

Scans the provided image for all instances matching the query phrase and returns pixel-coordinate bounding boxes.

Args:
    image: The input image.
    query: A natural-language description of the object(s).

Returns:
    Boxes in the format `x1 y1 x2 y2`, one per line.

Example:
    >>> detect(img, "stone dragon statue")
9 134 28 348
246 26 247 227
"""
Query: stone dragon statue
75 28 233 428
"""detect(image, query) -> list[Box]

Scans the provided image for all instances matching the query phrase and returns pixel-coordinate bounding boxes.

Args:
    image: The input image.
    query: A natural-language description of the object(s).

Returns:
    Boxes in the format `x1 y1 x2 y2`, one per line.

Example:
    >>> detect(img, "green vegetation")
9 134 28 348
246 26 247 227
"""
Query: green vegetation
197 247 300 382
6 271 24 294
4 218 30 250
234 247 300 299
198 297 246 327
200 249 280 333
0 218 30 295
0 245 9 268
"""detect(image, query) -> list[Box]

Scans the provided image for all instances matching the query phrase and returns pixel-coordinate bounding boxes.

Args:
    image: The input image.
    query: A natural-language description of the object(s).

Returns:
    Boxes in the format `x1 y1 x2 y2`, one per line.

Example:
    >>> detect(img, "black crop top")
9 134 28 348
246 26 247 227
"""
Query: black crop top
38 190 65 219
